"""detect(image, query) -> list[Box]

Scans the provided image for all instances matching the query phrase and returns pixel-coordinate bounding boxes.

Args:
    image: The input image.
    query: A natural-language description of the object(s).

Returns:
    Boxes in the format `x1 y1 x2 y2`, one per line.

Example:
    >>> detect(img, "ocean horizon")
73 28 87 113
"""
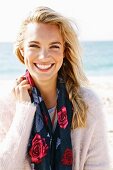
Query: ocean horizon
0 41 113 80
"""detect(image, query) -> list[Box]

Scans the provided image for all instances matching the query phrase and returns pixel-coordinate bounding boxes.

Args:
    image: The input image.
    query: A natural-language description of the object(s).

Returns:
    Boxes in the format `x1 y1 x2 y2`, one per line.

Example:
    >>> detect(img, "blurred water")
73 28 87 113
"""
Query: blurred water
82 41 113 76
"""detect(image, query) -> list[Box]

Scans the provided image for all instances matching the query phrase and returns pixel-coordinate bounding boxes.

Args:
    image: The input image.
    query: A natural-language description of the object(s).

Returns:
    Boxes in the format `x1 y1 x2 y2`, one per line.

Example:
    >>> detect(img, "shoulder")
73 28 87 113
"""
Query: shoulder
79 87 104 122
0 92 16 114
79 86 101 104
0 92 16 124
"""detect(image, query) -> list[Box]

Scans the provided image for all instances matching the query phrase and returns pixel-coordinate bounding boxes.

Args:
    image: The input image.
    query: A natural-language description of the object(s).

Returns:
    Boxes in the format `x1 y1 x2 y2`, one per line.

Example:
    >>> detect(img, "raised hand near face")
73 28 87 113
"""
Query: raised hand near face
12 77 31 103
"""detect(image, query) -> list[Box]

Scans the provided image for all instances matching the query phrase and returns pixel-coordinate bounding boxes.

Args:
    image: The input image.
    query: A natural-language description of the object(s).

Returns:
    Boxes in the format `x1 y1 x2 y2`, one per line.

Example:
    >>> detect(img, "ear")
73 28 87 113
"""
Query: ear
19 47 24 56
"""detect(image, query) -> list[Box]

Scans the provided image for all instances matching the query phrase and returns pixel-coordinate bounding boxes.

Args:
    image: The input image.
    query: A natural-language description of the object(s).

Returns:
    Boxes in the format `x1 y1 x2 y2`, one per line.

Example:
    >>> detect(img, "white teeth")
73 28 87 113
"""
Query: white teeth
36 64 52 69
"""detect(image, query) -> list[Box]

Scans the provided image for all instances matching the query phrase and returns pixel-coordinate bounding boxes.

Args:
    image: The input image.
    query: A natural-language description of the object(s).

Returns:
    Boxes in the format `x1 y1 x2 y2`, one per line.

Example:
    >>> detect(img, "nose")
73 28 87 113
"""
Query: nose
38 48 48 60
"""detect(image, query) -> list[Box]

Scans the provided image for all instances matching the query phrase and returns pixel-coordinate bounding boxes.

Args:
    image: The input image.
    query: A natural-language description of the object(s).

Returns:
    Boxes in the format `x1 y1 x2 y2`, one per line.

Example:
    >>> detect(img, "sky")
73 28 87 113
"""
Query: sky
0 0 113 42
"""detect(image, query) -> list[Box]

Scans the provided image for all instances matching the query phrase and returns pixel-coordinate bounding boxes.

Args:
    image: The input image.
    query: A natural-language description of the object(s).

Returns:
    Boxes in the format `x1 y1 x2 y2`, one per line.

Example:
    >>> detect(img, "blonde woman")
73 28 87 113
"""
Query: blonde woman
0 6 110 170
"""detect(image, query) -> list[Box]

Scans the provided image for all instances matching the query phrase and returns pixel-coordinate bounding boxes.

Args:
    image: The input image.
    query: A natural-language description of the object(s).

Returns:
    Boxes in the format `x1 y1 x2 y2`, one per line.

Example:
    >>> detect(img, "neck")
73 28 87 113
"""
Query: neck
34 78 57 109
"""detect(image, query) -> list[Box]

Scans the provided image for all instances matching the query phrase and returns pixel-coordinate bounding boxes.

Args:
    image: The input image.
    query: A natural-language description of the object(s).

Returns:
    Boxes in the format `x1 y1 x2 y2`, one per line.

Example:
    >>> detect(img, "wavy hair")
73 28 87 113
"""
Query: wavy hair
14 6 88 129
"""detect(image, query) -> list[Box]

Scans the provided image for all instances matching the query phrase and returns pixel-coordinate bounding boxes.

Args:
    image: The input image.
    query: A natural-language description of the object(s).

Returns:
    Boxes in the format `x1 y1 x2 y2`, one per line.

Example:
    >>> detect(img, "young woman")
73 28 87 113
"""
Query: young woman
0 6 110 170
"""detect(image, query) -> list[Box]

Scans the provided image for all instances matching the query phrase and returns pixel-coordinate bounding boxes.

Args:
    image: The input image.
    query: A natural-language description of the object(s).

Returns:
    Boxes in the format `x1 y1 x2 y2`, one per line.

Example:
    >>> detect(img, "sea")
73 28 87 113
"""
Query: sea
0 41 113 80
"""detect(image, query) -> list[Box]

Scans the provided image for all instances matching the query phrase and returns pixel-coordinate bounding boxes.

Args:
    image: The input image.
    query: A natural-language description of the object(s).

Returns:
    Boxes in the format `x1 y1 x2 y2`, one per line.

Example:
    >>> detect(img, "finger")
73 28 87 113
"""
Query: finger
18 84 31 92
18 84 31 102
13 79 30 94
18 79 30 86
14 84 31 101
11 77 31 102
16 76 25 85
16 76 25 81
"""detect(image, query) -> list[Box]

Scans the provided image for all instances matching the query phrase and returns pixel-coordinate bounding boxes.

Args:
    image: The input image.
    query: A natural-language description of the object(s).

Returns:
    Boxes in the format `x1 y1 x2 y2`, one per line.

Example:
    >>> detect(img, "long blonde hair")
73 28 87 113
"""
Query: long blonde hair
14 6 88 129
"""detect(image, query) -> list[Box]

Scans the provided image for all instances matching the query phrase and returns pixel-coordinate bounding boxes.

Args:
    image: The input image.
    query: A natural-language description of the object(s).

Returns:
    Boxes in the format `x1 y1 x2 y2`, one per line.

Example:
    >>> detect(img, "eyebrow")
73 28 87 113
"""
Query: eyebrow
28 41 62 45
50 42 62 45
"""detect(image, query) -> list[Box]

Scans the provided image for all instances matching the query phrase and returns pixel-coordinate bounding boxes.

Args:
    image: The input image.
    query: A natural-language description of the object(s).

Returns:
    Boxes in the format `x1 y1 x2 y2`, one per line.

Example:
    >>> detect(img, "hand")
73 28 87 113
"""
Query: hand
12 77 31 103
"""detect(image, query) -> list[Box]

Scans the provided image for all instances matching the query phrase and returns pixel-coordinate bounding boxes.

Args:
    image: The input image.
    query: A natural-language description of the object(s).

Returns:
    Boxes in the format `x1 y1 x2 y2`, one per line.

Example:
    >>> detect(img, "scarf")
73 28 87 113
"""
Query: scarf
26 71 73 170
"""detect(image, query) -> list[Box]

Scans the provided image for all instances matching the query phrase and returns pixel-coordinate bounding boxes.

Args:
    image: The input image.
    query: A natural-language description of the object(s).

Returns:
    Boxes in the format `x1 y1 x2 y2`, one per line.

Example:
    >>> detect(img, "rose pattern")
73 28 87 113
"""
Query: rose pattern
58 106 68 128
61 148 73 166
29 134 48 163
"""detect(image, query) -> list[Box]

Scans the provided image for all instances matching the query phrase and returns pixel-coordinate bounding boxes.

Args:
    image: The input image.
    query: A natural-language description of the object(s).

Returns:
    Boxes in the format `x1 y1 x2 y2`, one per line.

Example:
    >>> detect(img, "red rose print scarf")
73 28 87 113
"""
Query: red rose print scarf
26 71 73 170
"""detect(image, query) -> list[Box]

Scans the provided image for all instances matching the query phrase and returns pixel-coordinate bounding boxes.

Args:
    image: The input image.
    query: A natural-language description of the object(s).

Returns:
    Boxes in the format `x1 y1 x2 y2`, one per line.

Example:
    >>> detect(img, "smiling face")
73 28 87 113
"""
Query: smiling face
21 22 64 85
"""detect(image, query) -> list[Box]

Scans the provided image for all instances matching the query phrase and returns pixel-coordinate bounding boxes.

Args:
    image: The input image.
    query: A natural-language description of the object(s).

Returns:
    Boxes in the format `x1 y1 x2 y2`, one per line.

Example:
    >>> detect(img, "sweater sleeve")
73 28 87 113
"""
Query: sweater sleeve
83 89 111 170
0 99 36 170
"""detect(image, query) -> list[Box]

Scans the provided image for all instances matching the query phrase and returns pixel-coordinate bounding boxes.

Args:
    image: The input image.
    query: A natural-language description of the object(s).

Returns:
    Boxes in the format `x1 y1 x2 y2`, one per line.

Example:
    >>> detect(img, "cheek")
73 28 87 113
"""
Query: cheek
24 50 34 63
53 51 64 61
56 56 64 69
24 55 32 68
56 53 64 63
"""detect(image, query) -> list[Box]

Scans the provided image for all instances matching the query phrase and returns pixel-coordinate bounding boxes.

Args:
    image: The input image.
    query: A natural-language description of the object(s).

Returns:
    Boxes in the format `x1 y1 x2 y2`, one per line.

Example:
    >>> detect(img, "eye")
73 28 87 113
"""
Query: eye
50 45 60 49
28 44 40 48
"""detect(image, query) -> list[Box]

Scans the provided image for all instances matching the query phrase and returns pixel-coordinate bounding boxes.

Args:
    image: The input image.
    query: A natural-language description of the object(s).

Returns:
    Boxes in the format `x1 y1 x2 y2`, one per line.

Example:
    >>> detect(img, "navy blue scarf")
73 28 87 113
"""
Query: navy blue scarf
26 71 73 170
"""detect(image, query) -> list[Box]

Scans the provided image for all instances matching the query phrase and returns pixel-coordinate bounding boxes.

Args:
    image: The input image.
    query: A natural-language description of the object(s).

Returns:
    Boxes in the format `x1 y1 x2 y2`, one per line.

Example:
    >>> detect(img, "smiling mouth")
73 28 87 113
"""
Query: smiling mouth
35 63 54 71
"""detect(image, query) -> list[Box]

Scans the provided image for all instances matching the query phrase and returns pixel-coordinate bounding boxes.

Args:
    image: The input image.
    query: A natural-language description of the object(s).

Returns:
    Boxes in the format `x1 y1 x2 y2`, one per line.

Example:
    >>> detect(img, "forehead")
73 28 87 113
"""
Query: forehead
24 22 63 42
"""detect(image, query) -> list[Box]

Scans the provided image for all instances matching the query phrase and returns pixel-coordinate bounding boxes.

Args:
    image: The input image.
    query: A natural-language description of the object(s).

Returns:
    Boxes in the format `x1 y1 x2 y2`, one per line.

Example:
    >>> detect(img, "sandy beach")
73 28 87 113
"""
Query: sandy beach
0 76 113 168
88 76 113 169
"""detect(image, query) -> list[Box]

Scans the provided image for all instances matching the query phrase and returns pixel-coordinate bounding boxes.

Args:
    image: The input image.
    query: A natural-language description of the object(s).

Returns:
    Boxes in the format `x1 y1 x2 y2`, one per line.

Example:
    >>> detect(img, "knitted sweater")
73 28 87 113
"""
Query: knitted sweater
0 87 110 170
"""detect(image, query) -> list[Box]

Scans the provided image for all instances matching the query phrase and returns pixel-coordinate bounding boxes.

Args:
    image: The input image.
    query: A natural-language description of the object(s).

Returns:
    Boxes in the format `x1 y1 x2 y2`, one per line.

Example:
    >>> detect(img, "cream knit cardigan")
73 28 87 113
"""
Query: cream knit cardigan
0 87 110 170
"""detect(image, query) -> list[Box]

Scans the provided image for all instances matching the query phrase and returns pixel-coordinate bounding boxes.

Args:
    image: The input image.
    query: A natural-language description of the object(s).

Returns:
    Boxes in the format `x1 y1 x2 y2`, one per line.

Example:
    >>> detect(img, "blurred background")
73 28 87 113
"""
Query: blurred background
0 0 113 168
0 0 113 79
